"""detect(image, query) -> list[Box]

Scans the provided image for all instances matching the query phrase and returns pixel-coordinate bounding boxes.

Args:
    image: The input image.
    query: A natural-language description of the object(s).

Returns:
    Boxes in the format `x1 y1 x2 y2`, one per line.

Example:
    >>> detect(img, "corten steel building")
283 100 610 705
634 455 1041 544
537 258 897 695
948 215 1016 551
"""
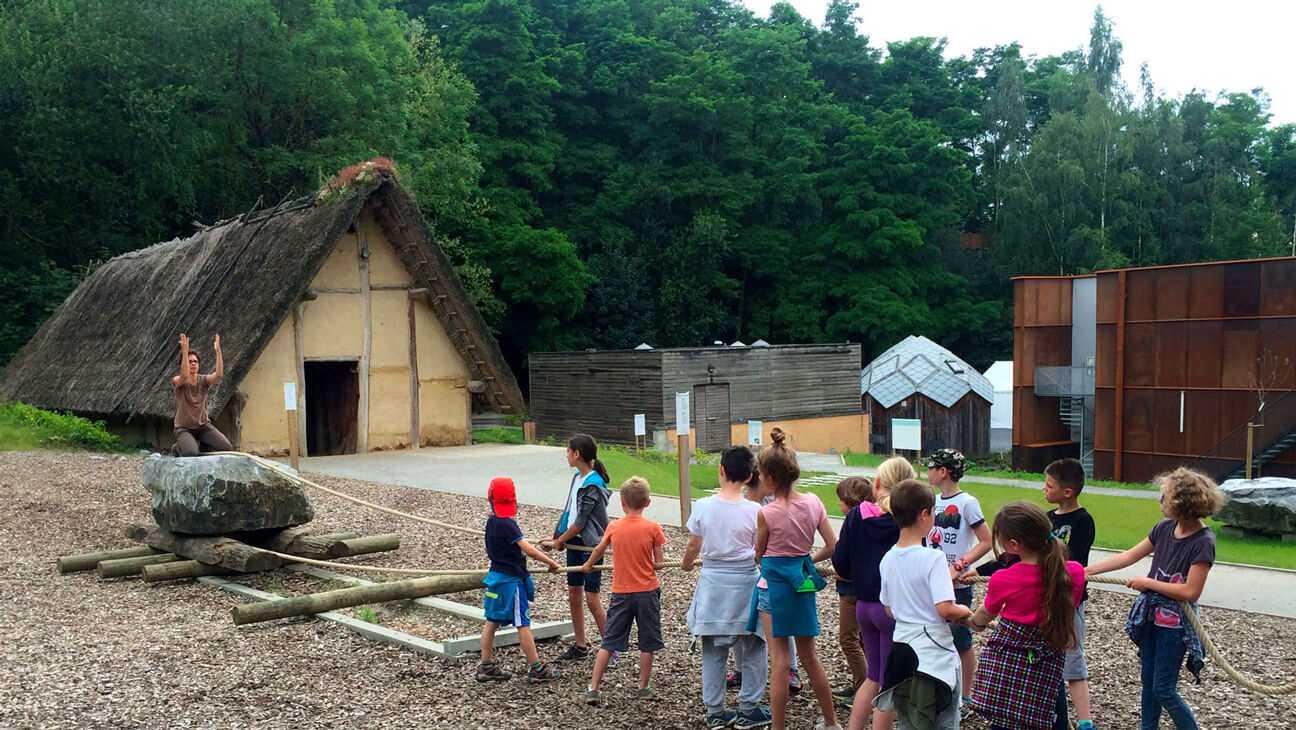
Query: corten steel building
1013 257 1296 483
860 336 994 456
529 343 868 454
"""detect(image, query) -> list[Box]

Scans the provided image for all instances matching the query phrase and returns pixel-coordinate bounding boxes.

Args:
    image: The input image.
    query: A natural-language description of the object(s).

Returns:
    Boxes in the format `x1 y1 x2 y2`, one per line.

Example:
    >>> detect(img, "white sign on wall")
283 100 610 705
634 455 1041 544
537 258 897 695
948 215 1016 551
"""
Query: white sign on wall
283 382 297 411
634 413 646 436
748 420 763 446
675 392 690 436
892 418 921 452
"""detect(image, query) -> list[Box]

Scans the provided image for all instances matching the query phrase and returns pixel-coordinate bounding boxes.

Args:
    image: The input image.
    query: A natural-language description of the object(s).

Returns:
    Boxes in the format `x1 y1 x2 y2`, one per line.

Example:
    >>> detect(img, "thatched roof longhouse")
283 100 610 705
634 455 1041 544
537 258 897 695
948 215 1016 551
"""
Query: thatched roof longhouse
0 170 524 421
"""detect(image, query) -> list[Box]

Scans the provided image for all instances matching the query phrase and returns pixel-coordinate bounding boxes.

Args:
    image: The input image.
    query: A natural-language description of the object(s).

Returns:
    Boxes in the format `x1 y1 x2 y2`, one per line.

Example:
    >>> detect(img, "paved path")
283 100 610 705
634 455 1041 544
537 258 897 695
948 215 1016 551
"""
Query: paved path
297 444 1296 618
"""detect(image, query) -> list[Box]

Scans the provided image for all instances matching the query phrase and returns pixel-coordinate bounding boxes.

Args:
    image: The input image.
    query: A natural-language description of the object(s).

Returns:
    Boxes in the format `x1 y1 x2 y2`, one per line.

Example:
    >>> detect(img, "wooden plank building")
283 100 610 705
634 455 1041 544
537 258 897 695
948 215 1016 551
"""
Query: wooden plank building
529 344 868 454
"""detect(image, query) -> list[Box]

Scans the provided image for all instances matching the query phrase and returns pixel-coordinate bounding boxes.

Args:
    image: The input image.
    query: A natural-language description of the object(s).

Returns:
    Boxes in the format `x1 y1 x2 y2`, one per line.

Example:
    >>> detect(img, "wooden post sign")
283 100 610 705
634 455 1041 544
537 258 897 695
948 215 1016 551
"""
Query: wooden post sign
675 392 691 528
284 382 300 471
633 413 646 453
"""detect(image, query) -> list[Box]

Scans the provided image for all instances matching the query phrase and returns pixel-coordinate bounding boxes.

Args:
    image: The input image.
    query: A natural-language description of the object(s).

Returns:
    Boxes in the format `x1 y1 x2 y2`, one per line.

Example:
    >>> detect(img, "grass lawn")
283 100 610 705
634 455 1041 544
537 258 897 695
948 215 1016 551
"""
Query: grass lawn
842 451 887 468
471 427 525 444
0 418 43 450
842 451 1155 491
797 479 1296 571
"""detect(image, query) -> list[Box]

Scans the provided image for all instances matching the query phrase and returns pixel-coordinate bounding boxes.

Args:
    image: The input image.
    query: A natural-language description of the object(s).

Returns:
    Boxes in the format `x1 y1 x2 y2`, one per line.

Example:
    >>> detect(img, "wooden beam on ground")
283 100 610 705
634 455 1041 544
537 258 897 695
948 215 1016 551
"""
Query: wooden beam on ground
97 553 178 579
230 572 485 625
143 527 280 572
57 545 162 574
141 560 235 583
331 534 400 557
261 529 360 558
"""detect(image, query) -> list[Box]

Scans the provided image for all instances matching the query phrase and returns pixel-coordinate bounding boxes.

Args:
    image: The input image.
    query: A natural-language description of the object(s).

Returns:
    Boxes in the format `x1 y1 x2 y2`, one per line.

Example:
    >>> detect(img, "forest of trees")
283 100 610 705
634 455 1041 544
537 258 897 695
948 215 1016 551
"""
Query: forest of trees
3 0 1294 378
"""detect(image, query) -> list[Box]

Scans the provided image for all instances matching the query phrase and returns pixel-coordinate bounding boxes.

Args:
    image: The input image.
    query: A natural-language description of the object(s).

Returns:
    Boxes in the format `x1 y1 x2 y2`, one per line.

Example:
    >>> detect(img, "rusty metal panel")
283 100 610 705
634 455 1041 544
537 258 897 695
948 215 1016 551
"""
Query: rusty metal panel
1222 262 1262 317
1092 450 1114 480
1152 389 1187 456
1154 267 1191 320
1154 322 1188 388
1221 321 1260 389
1123 323 1157 388
1187 265 1225 319
1095 272 1119 323
1260 319 1296 390
1185 321 1224 388
1122 388 1155 454
1095 325 1117 388
1094 387 1114 451
1186 390 1221 455
1125 269 1158 321
1261 259 1296 316
1028 280 1071 326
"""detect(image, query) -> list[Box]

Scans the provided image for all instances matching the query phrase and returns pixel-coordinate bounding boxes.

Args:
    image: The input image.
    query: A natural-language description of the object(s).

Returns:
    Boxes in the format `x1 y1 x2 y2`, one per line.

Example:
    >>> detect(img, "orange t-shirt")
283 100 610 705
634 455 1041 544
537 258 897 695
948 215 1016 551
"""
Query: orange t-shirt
604 515 667 593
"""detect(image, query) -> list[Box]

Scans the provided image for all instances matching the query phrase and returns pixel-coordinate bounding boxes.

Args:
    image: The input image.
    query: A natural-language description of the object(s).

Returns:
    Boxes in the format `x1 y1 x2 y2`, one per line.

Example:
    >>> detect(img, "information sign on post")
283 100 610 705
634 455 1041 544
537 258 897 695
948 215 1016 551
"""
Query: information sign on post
891 418 921 454
633 413 646 452
675 392 691 528
283 382 301 471
748 420 763 446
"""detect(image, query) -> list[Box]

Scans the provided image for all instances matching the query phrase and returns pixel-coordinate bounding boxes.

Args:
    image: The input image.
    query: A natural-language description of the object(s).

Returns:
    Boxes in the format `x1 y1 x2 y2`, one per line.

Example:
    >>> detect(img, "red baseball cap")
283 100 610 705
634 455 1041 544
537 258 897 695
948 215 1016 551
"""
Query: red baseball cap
488 477 517 518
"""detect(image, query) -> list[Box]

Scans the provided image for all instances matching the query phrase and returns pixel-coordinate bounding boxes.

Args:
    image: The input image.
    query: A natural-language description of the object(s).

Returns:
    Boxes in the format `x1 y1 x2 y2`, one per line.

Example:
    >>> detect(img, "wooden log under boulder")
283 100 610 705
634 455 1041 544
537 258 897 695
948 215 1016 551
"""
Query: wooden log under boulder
141 560 236 583
142 527 281 572
57 545 162 574
261 528 361 558
332 534 400 558
97 553 178 578
231 573 485 625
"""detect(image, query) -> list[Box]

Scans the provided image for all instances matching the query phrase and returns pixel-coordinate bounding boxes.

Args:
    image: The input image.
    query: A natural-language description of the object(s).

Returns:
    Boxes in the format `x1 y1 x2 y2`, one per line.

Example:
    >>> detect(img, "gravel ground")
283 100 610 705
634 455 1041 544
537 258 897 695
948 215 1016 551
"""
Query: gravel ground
2 451 1294 729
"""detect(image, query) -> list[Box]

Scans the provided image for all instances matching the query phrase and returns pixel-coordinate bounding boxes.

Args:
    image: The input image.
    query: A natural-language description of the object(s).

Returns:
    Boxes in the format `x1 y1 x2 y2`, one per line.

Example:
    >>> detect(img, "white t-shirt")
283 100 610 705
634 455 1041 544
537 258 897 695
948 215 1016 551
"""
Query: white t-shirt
686 494 760 562
927 491 985 568
879 544 955 625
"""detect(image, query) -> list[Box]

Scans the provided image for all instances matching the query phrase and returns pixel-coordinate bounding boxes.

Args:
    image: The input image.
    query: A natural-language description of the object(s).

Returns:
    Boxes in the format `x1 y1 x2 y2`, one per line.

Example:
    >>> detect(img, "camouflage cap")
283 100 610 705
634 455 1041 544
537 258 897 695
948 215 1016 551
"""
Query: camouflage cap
923 448 967 481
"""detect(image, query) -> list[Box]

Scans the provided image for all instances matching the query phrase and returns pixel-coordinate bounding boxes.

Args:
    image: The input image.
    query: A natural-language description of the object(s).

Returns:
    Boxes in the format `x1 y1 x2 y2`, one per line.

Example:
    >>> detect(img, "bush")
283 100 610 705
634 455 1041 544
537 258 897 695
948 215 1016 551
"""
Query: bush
0 402 123 451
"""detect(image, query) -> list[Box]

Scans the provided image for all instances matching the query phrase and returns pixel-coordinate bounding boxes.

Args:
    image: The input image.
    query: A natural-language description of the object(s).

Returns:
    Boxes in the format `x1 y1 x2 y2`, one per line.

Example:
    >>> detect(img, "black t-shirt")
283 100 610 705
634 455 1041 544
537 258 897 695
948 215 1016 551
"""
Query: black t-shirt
1049 507 1095 601
485 515 528 579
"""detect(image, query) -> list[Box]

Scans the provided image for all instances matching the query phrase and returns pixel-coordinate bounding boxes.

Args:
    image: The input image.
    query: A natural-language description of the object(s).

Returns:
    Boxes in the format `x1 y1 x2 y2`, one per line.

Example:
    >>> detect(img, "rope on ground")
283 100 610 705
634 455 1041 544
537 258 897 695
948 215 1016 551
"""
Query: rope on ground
256 547 614 577
966 574 1296 696
207 450 593 552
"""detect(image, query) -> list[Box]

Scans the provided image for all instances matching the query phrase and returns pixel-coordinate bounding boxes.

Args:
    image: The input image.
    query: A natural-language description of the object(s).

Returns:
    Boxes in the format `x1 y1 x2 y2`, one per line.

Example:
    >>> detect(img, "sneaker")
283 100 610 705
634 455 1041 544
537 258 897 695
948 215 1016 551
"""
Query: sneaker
706 709 737 728
787 670 802 695
526 661 560 683
637 684 655 700
584 686 601 704
814 721 841 730
555 644 591 662
831 685 854 706
474 661 511 683
726 671 742 690
960 696 975 720
1077 722 1095 730
734 705 772 729
608 650 620 668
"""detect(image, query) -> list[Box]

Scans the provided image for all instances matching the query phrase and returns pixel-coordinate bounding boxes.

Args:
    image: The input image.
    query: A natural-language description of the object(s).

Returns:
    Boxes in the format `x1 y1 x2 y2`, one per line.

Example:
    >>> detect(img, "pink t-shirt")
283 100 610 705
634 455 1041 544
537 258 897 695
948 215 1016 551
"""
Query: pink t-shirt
761 494 828 557
857 502 883 519
984 560 1086 625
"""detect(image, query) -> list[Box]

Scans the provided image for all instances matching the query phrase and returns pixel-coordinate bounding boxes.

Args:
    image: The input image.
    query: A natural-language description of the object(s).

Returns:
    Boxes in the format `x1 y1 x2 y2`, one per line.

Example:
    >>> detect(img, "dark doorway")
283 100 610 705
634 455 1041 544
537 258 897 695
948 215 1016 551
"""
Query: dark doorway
305 360 359 456
694 383 732 452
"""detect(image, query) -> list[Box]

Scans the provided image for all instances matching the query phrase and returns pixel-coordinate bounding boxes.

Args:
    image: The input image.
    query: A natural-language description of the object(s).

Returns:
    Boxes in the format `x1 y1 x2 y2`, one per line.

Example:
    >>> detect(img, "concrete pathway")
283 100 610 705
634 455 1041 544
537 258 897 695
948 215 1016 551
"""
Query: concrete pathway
296 444 1296 619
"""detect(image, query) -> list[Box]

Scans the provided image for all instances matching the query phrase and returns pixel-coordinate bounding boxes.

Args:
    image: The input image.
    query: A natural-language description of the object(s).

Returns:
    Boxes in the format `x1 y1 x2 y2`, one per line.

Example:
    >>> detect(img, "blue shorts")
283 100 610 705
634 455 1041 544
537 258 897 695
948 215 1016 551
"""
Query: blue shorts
566 548 602 592
949 586 973 651
483 580 531 628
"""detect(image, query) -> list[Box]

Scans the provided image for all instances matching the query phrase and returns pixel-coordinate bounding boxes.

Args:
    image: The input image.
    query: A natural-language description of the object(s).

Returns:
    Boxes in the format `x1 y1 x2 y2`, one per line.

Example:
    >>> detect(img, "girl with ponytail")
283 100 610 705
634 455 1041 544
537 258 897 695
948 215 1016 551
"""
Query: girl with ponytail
545 434 612 660
963 501 1085 730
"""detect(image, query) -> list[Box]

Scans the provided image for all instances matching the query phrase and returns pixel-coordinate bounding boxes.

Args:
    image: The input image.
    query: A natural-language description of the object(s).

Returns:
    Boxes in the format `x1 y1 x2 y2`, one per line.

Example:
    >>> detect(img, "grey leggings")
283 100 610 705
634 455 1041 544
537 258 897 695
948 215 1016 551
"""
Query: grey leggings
704 634 767 713
174 423 233 456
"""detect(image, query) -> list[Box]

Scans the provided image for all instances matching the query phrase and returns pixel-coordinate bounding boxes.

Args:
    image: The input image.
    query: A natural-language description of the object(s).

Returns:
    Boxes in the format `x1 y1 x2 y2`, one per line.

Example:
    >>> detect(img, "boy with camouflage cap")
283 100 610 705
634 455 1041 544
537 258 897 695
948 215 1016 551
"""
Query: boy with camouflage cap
923 448 992 716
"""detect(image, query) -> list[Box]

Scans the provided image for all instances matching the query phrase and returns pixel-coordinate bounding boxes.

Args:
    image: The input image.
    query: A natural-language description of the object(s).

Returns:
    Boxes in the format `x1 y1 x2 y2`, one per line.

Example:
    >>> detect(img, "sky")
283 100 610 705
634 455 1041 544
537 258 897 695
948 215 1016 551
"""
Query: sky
742 0 1296 126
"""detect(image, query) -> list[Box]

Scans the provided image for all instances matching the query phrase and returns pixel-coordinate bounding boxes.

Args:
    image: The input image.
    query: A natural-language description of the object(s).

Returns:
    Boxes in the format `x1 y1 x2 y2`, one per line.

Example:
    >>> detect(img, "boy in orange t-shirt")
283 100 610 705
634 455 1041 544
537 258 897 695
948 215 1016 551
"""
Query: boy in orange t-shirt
581 476 667 703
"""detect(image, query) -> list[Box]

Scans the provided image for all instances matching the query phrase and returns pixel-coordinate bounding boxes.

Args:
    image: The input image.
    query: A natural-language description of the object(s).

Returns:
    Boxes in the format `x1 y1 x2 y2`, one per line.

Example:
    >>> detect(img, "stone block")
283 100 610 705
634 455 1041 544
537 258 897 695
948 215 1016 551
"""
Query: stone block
1216 477 1296 536
142 454 314 534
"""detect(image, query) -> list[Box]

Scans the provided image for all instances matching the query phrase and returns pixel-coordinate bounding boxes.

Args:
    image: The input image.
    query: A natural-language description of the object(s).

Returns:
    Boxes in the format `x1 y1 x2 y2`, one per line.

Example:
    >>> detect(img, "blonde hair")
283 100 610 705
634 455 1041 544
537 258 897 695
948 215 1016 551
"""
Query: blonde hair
757 427 800 499
620 476 651 510
1157 467 1223 520
874 456 916 513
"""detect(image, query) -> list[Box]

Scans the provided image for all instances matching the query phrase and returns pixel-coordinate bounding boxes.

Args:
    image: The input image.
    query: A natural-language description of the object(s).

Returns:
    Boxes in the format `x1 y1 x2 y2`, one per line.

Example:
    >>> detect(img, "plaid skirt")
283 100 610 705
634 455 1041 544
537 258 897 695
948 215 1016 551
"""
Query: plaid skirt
966 619 1064 729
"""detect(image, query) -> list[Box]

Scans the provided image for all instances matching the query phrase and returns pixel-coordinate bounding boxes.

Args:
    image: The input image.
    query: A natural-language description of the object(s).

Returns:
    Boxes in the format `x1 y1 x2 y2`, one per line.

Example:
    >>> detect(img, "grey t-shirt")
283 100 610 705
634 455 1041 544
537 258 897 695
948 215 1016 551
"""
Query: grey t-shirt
1146 518 1215 627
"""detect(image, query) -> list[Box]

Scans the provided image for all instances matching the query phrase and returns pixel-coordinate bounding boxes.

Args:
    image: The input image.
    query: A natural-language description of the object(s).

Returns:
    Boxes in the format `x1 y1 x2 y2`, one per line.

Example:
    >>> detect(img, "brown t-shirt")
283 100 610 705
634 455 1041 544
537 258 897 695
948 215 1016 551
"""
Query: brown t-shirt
174 378 210 429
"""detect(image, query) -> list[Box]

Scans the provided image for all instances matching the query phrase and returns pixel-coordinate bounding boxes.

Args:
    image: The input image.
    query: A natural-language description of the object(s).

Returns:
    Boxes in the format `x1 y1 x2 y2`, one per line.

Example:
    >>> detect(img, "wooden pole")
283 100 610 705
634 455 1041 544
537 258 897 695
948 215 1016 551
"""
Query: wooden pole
231 572 487 625
142 560 235 583
287 407 300 471
57 545 162 574
96 553 178 579
678 432 691 529
1246 423 1256 480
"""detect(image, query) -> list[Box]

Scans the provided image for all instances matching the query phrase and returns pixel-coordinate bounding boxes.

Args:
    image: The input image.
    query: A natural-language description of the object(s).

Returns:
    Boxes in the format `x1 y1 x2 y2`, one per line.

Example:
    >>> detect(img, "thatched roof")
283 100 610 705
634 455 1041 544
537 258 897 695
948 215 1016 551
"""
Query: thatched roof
0 171 524 421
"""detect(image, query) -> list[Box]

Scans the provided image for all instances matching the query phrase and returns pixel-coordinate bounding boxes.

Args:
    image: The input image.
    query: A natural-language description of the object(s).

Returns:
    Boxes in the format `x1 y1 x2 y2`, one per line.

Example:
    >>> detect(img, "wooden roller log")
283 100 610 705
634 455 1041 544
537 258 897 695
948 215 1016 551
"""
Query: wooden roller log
96 553 178 578
231 572 485 625
330 533 400 558
141 560 236 583
57 546 162 574
262 529 361 558
143 527 280 572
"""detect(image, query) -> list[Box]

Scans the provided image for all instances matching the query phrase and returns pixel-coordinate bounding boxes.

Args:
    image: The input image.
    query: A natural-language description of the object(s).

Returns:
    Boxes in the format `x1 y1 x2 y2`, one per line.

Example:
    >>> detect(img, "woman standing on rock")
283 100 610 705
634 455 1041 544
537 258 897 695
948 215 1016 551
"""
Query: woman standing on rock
172 333 233 456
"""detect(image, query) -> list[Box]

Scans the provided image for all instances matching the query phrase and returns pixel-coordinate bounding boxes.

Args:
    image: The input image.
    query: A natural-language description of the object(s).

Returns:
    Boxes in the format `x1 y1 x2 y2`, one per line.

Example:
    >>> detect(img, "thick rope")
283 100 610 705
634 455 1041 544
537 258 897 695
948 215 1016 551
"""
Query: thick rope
204 452 1295 696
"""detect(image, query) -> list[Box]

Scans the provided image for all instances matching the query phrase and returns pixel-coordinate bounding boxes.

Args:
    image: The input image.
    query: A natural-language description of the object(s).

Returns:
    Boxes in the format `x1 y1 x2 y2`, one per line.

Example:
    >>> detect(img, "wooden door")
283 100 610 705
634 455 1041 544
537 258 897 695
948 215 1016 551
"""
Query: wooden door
694 384 732 452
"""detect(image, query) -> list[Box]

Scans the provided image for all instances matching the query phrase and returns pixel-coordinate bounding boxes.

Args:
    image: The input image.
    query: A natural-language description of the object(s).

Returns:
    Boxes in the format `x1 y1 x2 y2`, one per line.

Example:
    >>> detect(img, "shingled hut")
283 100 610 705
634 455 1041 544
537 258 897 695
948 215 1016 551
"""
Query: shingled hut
0 162 522 455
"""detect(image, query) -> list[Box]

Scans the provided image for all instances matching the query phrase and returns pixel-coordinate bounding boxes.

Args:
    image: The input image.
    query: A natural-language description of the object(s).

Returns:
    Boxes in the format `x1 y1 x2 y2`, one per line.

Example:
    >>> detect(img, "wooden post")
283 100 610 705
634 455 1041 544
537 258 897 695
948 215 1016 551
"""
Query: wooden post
407 295 420 449
287 408 301 471
357 216 372 453
678 432 691 529
231 572 488 625
57 545 162 574
1246 423 1256 479
292 302 308 452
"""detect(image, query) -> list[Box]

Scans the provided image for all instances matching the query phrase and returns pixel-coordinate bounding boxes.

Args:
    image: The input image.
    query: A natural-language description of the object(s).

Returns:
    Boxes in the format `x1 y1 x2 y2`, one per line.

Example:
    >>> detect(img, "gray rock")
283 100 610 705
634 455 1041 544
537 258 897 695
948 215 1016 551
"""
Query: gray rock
142 454 314 534
1217 477 1296 535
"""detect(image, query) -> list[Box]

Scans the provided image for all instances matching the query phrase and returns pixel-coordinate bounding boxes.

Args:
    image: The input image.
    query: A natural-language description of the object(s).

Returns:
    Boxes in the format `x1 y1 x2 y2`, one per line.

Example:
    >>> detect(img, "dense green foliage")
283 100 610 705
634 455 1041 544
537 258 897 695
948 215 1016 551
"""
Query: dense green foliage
0 403 123 451
3 0 1293 376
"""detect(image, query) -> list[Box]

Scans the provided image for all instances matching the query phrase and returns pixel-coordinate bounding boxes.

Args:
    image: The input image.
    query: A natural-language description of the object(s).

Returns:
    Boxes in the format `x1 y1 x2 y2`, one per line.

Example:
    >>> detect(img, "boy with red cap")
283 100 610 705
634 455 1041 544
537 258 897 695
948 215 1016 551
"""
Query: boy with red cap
476 477 564 683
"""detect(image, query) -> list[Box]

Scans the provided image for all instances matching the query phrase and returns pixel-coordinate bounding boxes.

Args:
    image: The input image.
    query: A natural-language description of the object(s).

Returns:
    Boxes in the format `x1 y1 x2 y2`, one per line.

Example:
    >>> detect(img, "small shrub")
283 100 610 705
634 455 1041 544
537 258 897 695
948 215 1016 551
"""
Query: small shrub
356 605 378 623
0 402 123 452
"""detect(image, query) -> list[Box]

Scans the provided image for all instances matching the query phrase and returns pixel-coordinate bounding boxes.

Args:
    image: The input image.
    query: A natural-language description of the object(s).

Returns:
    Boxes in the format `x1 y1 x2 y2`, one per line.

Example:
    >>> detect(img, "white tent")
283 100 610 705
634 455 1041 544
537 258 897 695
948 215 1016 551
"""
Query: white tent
984 361 1013 452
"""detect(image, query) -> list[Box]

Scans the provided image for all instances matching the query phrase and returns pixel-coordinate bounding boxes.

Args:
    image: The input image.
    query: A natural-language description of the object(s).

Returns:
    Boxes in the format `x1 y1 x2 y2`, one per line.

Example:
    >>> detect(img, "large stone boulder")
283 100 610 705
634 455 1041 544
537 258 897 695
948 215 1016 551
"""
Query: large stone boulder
1216 477 1296 536
142 454 314 535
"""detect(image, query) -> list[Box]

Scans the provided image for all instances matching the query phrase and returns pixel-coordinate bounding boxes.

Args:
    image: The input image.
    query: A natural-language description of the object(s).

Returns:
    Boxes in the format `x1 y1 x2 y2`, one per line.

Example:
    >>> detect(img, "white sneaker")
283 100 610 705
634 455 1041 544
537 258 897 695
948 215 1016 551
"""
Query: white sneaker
608 650 620 668
814 721 841 730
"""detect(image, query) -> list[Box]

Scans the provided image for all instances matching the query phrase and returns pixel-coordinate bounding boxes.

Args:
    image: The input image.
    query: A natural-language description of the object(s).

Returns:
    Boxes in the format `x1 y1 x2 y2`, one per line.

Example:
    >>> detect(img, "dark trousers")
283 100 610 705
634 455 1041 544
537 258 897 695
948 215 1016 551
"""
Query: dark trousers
174 423 233 456
1138 626 1197 730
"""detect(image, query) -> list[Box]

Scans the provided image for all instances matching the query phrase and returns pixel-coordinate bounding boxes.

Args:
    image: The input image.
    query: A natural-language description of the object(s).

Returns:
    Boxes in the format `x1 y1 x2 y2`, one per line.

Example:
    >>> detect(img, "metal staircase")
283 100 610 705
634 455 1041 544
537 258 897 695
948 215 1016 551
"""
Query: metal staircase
1059 397 1095 475
1186 387 1296 482
1034 366 1096 474
1223 425 1296 481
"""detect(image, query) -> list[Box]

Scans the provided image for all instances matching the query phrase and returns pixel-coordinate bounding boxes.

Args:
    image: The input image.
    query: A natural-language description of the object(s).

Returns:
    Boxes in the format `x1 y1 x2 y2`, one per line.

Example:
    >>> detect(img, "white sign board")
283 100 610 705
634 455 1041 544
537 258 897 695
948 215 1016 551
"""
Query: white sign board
634 413 646 436
748 420 763 446
891 418 921 451
675 391 690 436
283 382 297 411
